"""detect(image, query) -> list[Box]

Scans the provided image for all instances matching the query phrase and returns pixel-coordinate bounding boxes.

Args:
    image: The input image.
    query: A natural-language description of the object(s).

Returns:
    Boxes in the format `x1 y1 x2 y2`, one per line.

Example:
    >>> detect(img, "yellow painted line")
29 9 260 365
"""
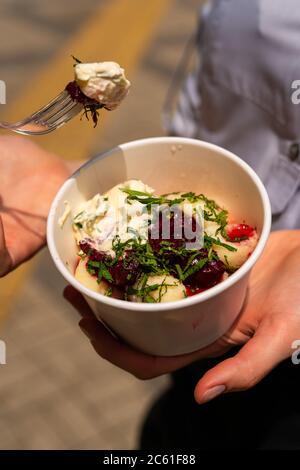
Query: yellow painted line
4 0 173 160
0 0 174 325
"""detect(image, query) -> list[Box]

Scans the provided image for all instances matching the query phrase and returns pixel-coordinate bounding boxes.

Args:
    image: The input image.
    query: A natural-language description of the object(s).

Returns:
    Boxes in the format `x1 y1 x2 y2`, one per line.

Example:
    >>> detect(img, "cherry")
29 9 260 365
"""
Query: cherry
108 255 140 287
185 286 205 297
65 81 89 104
79 239 139 287
227 224 255 241
184 258 225 289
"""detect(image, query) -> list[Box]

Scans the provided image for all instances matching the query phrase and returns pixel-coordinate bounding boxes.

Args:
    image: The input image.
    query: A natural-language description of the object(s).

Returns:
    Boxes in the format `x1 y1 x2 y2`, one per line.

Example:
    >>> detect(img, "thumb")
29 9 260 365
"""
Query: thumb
0 215 12 277
194 322 290 404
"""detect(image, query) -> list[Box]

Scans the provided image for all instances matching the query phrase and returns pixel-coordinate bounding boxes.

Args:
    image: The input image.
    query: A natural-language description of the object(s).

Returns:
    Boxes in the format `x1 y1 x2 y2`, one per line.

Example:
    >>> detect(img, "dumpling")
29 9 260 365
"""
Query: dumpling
205 222 258 269
130 274 186 303
75 258 123 300
214 232 258 269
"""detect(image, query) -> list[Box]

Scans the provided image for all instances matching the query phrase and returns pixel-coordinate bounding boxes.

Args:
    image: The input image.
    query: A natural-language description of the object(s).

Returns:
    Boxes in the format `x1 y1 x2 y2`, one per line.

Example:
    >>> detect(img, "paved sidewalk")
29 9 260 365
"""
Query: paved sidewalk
0 0 202 450
0 0 104 100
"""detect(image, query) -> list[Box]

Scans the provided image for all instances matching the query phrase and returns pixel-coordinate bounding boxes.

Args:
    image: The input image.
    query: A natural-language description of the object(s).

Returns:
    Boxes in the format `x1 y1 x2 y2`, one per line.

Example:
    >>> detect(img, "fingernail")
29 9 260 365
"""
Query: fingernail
200 385 226 404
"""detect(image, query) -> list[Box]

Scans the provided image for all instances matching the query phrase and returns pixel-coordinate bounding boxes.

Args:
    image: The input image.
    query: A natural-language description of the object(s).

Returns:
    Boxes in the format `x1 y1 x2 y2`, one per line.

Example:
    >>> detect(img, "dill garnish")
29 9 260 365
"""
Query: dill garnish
204 234 237 252
77 189 240 301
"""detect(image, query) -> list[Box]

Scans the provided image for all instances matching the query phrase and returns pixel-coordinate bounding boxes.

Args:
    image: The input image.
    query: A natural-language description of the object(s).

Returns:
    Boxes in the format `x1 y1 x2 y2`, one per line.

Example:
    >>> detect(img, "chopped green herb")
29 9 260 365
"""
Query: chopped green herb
86 260 113 283
175 264 184 281
105 286 113 297
98 262 113 283
182 257 208 281
122 188 184 208
73 211 84 222
127 276 174 303
76 188 242 303
71 55 82 65
204 234 237 252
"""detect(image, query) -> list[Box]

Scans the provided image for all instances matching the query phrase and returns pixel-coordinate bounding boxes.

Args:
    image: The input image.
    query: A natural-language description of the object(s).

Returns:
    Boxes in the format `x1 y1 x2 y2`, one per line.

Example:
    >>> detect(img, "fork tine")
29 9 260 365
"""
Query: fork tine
0 89 83 135
41 98 78 126
11 91 71 128
29 92 72 121
31 91 69 115
49 102 83 129
8 101 82 135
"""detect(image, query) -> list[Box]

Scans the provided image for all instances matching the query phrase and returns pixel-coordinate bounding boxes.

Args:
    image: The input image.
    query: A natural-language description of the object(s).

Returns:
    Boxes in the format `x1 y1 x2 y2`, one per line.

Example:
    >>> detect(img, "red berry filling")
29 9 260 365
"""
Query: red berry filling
65 81 90 105
65 81 103 126
79 238 139 287
185 286 205 297
183 254 225 290
78 214 253 298
227 224 255 242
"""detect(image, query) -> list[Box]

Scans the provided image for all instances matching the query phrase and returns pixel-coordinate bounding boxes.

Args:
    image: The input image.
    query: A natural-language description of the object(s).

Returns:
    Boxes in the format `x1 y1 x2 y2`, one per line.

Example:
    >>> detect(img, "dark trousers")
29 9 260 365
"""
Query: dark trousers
140 349 300 450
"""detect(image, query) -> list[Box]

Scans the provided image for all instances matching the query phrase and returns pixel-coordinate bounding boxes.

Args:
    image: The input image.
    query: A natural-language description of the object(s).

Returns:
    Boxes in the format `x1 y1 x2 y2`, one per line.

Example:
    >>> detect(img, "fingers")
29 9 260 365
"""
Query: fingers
194 320 290 404
64 285 166 378
78 315 162 379
78 314 228 379
0 215 12 277
64 286 233 379
63 285 94 318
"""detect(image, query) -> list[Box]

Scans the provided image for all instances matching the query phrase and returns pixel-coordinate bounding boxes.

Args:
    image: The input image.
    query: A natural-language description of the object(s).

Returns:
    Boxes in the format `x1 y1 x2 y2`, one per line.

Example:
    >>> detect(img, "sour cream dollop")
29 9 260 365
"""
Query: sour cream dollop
74 61 131 109
72 180 154 255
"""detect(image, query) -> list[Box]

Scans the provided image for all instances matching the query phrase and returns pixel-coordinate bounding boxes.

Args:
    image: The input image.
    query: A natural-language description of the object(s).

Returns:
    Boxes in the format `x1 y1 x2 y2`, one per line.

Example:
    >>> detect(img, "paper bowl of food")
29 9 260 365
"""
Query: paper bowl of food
47 137 271 356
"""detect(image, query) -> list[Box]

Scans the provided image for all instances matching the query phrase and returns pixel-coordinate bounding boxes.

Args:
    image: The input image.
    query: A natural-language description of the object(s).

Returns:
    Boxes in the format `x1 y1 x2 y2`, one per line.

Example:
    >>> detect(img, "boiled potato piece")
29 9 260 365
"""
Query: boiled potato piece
205 222 258 269
130 274 186 303
75 259 124 299
104 179 154 210
213 233 258 269
204 221 220 236
75 259 111 294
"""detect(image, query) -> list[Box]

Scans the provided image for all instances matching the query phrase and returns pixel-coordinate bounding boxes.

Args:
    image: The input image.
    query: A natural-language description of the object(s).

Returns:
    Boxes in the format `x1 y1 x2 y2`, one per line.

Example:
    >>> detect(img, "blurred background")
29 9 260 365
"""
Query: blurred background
0 0 202 449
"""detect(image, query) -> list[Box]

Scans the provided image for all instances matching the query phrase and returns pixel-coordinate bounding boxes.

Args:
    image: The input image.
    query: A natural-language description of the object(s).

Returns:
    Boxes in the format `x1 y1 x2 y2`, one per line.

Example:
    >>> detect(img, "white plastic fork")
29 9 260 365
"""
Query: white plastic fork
0 90 83 135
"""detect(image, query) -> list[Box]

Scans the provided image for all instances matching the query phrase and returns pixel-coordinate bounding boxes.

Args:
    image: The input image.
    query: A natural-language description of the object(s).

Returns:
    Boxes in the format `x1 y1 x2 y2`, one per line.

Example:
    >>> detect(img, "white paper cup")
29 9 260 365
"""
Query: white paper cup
47 137 271 356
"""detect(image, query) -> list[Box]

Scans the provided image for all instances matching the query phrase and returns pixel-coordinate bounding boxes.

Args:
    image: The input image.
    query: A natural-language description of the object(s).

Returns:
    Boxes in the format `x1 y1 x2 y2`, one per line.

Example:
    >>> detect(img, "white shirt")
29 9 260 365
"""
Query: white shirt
168 0 300 230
